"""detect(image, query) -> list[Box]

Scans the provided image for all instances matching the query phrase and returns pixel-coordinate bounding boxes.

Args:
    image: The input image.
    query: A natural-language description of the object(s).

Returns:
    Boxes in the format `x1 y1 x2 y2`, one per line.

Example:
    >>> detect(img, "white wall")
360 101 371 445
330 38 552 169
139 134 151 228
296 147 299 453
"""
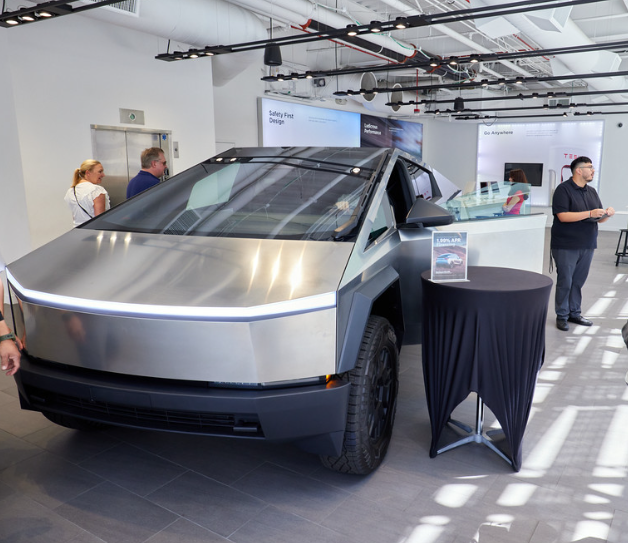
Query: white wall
1 15 216 256
421 118 479 189
213 62 266 150
0 33 32 266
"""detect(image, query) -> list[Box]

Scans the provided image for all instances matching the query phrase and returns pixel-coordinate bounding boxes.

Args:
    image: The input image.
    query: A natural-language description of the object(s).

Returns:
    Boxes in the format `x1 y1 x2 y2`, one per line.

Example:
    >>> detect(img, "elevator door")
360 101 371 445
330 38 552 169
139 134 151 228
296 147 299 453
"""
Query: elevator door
91 125 172 207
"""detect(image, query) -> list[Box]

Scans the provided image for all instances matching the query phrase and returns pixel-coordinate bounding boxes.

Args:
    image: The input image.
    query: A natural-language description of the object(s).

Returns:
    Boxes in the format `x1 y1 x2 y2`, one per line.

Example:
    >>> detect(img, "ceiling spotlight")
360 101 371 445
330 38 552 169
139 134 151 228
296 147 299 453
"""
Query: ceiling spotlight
189 53 199 59
587 111 592 116
563 112 568 117
370 21 383 32
429 59 440 67
346 24 358 36
20 14 36 22
435 109 440 115
449 57 458 65
36 11 53 17
532 93 539 99
290 73 299 80
481 80 489 88
469 55 480 64
305 72 313 79
5 18 19 25
515 78 523 85
569 103 575 108
543 104 549 109
395 18 408 29
498 79 506 86
203 51 214 57
350 167 361 174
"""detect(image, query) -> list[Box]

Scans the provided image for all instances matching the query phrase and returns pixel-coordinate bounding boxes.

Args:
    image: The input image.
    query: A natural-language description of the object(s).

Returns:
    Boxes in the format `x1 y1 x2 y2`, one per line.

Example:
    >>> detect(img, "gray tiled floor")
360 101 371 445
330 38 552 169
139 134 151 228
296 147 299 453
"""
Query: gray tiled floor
2 230 628 543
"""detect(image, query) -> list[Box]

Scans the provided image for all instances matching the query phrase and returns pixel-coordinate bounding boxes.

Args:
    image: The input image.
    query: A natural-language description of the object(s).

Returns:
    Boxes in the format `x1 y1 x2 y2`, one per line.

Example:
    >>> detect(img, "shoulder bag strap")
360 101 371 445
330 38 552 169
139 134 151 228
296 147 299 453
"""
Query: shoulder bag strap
73 186 93 219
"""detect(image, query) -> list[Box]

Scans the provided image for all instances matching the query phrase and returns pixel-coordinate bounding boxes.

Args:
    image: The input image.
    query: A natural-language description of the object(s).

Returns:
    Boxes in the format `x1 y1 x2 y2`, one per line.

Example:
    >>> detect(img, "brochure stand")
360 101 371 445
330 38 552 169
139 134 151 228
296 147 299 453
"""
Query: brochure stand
431 231 468 282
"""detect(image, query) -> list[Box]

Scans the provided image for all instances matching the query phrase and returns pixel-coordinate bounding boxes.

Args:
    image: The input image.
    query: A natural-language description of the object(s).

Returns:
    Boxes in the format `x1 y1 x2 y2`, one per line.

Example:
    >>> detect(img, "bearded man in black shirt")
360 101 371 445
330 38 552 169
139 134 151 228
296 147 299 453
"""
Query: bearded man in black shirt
551 156 615 331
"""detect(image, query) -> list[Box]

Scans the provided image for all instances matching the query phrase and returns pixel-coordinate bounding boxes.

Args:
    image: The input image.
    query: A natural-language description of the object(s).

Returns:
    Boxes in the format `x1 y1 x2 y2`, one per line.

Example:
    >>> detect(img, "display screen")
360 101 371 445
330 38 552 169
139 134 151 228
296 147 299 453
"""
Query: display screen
504 162 543 187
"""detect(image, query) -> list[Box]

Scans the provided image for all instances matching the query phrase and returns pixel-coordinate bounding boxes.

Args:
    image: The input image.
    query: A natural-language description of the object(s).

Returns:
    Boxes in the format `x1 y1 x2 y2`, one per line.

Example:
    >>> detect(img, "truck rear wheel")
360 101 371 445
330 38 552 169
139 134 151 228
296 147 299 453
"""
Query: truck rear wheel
320 315 399 474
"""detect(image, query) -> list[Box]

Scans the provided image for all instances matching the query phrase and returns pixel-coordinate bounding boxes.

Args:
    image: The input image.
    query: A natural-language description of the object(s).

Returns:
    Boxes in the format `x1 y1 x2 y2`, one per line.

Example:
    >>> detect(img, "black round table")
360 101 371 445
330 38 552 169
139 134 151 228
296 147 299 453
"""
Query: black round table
421 266 552 471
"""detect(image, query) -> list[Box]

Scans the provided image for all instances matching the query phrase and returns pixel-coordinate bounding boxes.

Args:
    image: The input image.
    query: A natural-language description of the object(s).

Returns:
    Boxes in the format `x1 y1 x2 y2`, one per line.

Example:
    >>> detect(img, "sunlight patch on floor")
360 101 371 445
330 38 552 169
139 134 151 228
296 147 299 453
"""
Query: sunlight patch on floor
519 406 577 477
496 483 537 507
587 297 613 316
433 484 478 508
596 405 628 469
571 520 609 541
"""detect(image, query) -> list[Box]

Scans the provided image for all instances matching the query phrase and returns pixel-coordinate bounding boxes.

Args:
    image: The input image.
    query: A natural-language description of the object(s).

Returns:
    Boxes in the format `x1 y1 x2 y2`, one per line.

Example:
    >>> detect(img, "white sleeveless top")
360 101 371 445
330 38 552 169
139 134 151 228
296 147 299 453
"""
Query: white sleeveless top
64 182 111 227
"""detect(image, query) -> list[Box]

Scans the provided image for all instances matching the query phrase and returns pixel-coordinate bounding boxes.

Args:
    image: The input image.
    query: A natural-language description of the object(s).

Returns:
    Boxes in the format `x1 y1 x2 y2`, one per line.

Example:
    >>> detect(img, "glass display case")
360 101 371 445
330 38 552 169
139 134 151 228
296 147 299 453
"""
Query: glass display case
440 181 531 221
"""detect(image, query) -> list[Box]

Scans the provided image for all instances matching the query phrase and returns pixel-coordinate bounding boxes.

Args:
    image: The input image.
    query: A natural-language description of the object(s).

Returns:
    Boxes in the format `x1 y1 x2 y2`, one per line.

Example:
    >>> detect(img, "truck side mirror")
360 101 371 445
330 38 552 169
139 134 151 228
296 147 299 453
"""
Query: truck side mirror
401 198 454 229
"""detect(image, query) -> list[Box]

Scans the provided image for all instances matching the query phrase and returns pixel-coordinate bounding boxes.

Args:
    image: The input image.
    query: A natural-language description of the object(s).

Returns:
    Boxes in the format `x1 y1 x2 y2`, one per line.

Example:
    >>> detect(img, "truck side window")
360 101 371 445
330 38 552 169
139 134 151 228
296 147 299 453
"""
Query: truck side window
386 162 414 225
368 198 392 245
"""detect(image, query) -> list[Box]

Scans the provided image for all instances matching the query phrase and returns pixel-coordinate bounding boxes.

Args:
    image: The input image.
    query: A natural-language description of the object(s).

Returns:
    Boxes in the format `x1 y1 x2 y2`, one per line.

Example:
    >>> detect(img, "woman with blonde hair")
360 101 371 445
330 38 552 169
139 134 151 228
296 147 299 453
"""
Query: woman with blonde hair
64 159 110 226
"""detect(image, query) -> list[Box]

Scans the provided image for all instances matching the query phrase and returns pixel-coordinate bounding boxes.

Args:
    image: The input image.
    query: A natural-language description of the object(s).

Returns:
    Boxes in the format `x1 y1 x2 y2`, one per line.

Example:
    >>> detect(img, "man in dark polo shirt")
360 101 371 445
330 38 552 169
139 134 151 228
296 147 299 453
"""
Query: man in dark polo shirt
551 156 614 331
126 147 168 198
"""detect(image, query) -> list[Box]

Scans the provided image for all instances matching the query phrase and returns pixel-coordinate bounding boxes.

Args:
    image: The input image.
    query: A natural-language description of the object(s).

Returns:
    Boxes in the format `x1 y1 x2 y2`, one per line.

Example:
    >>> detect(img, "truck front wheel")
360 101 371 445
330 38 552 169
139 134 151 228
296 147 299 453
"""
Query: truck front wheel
320 315 399 474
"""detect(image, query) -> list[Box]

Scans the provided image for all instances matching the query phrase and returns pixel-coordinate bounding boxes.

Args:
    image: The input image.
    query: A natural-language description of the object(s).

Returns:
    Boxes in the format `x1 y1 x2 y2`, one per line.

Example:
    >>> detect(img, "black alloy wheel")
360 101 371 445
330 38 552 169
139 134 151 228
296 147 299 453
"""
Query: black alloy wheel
320 315 399 474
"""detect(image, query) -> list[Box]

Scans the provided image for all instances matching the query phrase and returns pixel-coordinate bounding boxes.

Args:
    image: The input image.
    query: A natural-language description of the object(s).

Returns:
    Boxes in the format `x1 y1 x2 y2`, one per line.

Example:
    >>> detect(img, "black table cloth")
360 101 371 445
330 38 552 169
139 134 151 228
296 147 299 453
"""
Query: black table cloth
421 266 552 471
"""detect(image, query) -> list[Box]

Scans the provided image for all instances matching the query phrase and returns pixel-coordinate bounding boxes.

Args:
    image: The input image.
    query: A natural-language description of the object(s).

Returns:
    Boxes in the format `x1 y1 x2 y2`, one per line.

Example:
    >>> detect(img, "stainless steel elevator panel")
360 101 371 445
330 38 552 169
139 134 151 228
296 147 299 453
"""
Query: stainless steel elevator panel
91 125 171 207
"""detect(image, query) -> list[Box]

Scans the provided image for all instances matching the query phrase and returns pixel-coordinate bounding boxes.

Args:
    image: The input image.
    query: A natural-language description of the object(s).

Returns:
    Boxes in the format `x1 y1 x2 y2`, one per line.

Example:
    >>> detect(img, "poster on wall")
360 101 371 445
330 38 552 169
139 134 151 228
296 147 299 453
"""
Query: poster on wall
476 121 604 207
260 98 361 147
259 99 423 160
431 231 468 282
361 114 423 160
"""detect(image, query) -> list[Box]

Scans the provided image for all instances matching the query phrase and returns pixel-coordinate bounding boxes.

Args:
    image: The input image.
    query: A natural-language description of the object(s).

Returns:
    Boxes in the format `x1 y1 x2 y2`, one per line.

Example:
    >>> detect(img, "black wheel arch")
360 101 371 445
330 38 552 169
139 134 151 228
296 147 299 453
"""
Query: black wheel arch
337 266 404 375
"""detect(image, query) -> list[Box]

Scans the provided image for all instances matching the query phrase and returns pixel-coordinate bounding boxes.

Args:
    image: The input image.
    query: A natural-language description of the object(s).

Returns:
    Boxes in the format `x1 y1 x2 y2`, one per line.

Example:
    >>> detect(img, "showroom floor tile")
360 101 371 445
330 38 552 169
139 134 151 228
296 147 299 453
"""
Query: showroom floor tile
1 230 628 542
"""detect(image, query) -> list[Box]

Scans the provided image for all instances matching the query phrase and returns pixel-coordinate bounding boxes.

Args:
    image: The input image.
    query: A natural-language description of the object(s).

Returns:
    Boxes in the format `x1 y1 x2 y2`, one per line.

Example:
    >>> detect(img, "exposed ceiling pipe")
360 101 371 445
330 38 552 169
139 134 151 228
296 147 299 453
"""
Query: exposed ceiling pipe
225 0 308 27
471 0 628 100
62 0 268 86
379 0 537 78
229 0 417 58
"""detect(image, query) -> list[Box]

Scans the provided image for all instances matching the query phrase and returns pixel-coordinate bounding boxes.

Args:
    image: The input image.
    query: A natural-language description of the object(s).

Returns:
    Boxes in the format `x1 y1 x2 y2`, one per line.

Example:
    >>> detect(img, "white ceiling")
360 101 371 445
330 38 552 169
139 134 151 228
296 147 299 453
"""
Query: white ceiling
240 0 628 118
5 0 628 119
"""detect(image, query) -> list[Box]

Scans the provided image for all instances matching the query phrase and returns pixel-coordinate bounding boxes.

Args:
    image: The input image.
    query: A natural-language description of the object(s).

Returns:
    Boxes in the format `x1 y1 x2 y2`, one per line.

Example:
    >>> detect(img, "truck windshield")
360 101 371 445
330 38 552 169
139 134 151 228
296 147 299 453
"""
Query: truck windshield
87 148 386 241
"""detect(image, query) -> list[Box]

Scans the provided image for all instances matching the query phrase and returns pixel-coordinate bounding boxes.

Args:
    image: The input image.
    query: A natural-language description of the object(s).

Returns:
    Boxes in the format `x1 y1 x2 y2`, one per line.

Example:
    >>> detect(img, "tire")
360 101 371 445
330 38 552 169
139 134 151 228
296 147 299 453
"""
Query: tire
320 315 399 474
42 411 107 431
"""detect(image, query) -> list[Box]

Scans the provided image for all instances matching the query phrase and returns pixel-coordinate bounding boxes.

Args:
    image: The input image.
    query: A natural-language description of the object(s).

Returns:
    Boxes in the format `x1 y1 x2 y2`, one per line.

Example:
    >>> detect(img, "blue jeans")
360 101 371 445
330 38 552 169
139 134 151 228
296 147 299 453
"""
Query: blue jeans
553 248 595 320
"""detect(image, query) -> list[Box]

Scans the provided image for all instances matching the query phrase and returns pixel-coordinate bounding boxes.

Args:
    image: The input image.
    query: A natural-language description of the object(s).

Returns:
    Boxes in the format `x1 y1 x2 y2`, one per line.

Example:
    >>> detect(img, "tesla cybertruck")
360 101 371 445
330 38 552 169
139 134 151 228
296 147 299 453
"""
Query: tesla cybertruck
7 147 452 474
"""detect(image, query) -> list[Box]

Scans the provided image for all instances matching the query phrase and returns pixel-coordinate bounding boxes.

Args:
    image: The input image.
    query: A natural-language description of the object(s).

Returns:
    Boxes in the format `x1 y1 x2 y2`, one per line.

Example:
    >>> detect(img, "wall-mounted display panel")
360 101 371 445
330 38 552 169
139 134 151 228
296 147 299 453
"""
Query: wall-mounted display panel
477 121 604 206
361 114 423 161
260 98 361 147
259 99 423 162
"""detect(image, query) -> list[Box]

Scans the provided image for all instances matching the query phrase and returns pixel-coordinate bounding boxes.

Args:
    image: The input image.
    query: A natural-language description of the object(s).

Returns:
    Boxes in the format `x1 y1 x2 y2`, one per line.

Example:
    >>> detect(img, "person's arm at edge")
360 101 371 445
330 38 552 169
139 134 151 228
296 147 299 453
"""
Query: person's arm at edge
557 207 615 223
93 194 106 216
0 281 20 376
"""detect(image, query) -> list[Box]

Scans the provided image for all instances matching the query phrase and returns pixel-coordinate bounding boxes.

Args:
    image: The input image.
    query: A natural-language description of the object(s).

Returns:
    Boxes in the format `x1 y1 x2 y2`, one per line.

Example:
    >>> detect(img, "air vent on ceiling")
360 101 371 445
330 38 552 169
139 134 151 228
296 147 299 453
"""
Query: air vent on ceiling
79 0 139 16
548 98 570 107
